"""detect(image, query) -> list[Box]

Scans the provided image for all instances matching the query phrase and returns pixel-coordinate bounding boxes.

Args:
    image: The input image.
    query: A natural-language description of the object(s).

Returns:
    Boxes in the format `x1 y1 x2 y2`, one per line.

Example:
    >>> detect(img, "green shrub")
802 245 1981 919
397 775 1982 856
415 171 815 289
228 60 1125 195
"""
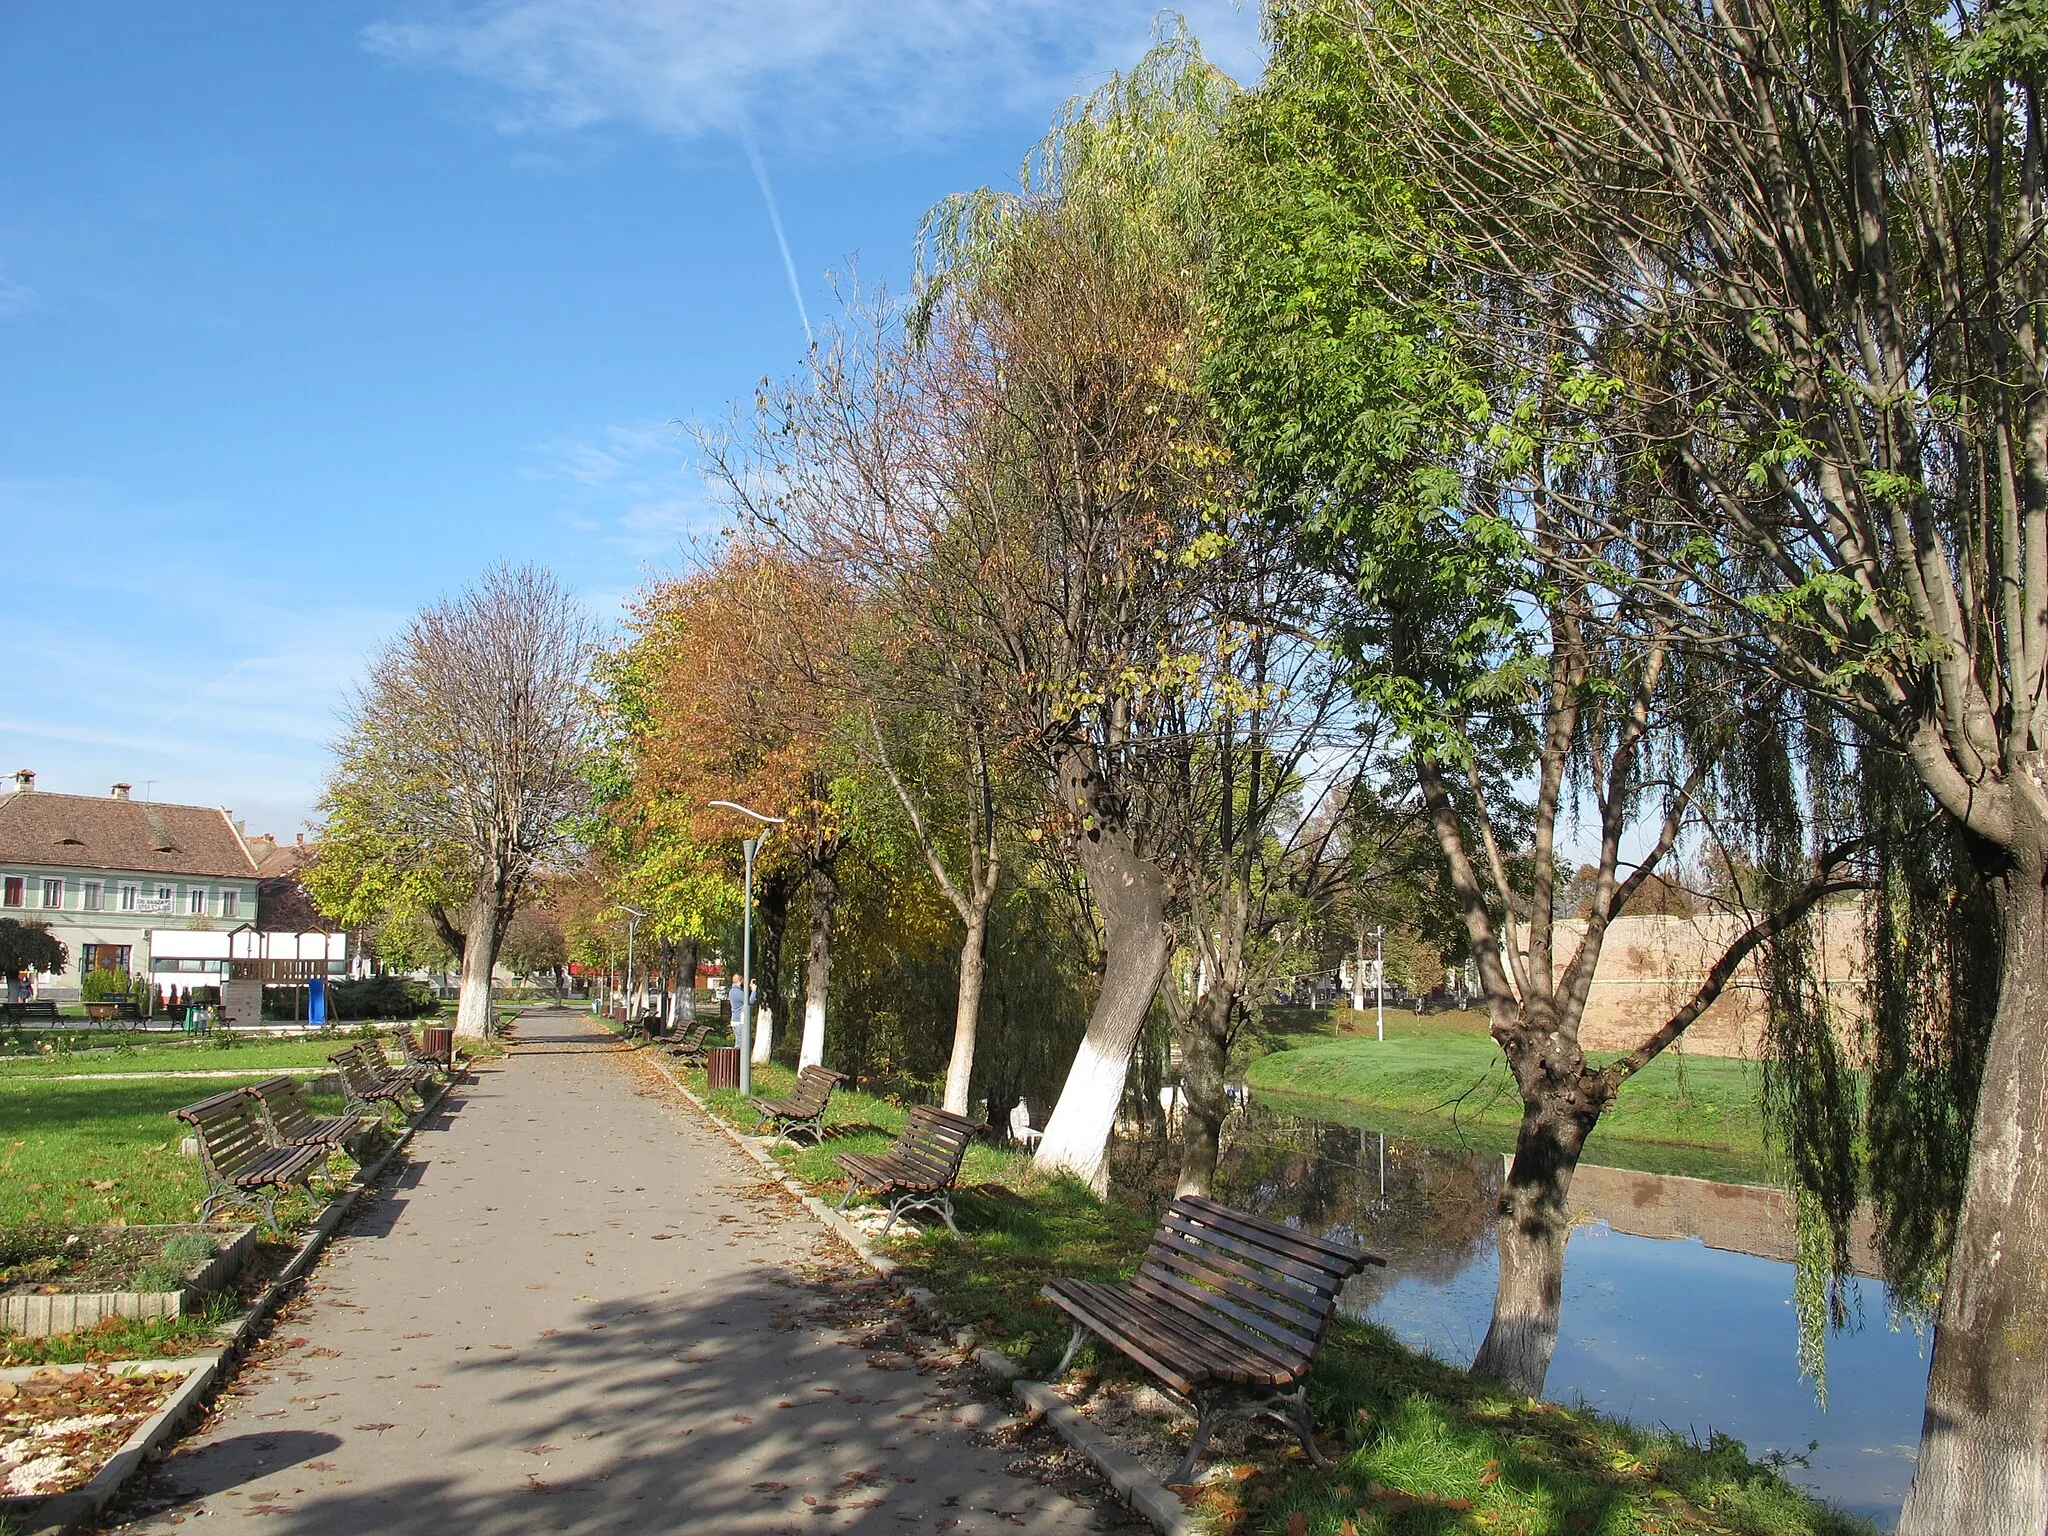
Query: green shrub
327 976 437 1021
80 967 132 1003
158 1233 217 1266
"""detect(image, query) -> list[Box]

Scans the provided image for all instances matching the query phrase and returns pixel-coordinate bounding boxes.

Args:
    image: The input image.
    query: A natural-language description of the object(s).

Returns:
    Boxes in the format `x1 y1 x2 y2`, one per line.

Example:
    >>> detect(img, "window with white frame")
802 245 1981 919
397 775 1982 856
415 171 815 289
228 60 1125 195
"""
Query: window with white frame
187 888 206 915
219 889 240 918
1 877 20 908
119 884 138 912
83 881 103 912
40 879 61 909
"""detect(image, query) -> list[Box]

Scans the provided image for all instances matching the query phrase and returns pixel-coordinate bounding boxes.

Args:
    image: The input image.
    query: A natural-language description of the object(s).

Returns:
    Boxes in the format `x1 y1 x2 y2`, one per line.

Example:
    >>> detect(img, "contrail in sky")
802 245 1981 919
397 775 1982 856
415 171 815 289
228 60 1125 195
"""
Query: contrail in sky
738 124 812 346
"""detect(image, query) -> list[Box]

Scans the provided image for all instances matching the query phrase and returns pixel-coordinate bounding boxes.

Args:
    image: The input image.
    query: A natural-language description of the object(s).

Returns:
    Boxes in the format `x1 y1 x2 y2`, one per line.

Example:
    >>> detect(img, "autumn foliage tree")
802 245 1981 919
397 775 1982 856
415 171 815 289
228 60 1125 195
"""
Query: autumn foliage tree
623 543 857 1069
310 564 597 1038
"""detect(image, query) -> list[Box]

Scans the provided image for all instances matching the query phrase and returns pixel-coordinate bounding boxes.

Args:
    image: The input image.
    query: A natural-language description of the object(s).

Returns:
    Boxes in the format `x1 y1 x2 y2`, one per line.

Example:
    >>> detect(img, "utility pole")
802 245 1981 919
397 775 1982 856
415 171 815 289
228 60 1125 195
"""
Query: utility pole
1375 925 1385 1043
622 906 645 1028
710 800 786 1097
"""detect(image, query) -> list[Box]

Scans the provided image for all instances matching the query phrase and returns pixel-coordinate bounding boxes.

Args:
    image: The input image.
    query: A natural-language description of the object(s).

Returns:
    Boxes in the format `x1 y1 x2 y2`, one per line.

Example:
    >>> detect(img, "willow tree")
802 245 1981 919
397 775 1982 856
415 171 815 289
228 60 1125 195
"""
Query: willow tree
1207 4 1866 1398
314 564 597 1038
1235 0 2048 1524
905 28 1250 1189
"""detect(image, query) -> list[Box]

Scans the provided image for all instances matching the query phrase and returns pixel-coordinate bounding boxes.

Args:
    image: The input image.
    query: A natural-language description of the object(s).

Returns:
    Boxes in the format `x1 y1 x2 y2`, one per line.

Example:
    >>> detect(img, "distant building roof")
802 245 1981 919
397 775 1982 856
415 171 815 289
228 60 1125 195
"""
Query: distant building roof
247 833 338 932
0 781 259 880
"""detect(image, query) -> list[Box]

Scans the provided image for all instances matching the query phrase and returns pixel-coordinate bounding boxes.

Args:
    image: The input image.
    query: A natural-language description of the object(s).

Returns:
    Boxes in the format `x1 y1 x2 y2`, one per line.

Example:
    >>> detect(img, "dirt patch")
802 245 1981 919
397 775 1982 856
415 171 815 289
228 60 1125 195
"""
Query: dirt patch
0 1365 183 1496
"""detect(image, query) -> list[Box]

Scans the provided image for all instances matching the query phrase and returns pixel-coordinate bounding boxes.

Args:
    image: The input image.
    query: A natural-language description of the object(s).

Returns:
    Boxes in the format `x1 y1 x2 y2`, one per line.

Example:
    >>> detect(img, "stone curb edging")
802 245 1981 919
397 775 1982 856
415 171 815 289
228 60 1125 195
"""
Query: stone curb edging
0 1076 460 1536
635 1046 1200 1536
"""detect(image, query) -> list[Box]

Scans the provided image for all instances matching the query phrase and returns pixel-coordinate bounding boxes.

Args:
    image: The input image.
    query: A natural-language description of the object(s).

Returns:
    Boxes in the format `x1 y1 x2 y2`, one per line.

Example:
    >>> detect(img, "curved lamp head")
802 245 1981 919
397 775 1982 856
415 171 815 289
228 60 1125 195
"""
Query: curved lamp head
707 799 787 828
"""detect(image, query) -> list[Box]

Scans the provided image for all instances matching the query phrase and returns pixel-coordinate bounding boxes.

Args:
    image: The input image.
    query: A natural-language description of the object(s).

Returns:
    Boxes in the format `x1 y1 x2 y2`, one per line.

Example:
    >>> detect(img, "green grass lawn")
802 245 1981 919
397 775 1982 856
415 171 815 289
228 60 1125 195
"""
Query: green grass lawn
1245 1009 1782 1186
0 1075 358 1228
657 1051 1868 1535
0 1036 364 1080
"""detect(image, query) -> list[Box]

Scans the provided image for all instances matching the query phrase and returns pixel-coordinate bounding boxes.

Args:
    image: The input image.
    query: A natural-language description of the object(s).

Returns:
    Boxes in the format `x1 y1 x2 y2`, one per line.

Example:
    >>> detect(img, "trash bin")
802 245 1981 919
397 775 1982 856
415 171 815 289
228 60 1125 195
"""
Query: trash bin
422 1025 455 1072
705 1046 740 1090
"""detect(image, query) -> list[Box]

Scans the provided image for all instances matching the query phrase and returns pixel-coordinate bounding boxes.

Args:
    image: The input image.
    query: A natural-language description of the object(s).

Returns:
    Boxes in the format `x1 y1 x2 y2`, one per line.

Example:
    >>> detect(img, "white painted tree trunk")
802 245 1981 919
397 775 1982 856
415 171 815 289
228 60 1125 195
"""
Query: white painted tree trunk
752 1005 775 1064
798 861 837 1071
1033 751 1174 1193
941 910 989 1116
454 938 496 1038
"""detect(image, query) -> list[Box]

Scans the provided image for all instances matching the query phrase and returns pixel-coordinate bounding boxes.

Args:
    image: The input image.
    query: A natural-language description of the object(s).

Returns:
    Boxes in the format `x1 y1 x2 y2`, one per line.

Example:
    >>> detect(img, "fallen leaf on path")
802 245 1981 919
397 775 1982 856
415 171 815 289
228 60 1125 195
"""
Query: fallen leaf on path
353 1423 395 1432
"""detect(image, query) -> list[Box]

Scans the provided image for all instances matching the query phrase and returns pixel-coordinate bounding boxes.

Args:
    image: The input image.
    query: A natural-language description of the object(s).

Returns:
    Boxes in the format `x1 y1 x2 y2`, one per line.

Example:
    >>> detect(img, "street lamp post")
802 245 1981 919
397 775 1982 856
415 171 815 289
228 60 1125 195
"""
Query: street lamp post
622 906 646 1030
709 800 786 1096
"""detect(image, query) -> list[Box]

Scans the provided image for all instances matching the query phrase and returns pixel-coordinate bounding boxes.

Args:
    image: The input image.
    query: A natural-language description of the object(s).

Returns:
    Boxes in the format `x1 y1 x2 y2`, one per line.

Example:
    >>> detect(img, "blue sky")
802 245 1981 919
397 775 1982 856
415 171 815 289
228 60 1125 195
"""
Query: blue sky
0 2 1261 839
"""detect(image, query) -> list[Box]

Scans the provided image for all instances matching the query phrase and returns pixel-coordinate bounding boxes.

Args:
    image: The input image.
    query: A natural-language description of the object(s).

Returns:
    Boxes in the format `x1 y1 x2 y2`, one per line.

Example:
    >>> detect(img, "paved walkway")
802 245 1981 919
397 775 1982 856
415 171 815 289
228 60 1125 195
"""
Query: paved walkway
109 1012 1133 1535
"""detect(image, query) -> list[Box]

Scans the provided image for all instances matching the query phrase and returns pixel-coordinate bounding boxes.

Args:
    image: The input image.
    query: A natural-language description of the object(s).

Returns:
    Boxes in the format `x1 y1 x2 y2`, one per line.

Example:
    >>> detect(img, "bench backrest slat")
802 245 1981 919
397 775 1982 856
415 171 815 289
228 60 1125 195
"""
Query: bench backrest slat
330 1045 388 1096
1154 1207 1352 1294
1176 1195 1368 1266
1128 1196 1372 1374
1137 1242 1330 1336
787 1065 843 1113
250 1076 318 1138
175 1090 274 1180
888 1106 978 1185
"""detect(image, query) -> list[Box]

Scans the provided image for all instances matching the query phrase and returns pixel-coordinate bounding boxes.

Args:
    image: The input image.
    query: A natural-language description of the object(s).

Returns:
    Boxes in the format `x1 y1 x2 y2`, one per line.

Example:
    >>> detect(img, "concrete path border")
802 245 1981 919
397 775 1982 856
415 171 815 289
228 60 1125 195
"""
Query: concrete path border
634 1043 1198 1536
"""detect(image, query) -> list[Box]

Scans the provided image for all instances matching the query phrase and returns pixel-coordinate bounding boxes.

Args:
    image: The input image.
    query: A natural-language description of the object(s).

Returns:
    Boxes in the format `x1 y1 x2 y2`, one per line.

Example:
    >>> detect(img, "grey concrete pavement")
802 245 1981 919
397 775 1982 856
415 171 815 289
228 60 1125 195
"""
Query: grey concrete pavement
107 1011 1137 1535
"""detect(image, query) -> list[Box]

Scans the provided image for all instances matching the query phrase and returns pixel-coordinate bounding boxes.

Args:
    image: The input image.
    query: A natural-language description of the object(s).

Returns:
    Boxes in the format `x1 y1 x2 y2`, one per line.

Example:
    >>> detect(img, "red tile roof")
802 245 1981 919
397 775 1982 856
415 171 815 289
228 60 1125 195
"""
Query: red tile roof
0 790 259 879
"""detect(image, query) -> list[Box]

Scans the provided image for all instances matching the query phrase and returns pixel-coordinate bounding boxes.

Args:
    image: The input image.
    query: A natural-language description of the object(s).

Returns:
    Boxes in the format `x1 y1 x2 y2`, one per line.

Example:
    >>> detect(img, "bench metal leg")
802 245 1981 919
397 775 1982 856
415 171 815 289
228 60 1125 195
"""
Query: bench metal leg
1172 1394 1224 1486
1273 1384 1326 1467
1056 1323 1090 1378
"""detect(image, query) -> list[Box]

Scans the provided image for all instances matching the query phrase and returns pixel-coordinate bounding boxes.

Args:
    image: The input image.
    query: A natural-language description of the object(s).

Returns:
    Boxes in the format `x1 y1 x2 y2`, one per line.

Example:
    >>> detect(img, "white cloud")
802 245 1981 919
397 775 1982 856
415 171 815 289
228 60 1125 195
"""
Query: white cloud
363 0 1263 152
525 418 720 559
0 276 34 317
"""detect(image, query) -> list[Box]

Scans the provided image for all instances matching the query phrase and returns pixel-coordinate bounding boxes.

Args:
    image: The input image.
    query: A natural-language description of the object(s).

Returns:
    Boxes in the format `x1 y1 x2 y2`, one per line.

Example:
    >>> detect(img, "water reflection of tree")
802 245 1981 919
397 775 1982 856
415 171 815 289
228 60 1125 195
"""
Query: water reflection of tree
1207 1105 1497 1308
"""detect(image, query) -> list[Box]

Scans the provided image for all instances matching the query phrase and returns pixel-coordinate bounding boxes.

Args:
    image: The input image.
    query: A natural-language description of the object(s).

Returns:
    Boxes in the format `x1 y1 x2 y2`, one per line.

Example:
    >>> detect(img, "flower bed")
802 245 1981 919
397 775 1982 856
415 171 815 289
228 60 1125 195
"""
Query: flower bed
0 1225 254 1337
0 1364 185 1498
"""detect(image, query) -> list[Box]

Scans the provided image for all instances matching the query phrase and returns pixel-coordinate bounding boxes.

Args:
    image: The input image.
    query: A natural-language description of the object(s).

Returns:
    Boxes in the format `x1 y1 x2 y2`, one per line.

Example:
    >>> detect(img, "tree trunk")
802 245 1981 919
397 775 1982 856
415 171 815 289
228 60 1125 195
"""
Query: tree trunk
1469 1095 1593 1396
1897 858 2048 1536
1034 752 1173 1194
752 870 791 1065
941 903 992 1116
798 857 838 1069
453 896 508 1039
1174 987 1232 1198
673 935 699 1026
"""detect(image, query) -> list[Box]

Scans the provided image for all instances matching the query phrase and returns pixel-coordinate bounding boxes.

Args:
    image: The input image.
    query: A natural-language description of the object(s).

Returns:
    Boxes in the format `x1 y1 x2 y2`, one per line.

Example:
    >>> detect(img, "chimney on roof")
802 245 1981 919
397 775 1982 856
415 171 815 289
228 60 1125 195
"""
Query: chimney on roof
11 770 32 793
110 783 131 801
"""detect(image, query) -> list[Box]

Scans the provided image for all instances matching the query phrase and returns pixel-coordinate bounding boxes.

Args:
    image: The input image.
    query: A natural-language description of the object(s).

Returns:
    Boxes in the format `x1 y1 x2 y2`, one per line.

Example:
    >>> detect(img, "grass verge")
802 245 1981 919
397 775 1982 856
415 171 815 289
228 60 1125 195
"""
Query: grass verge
658 1052 1872 1535
1245 1011 1782 1186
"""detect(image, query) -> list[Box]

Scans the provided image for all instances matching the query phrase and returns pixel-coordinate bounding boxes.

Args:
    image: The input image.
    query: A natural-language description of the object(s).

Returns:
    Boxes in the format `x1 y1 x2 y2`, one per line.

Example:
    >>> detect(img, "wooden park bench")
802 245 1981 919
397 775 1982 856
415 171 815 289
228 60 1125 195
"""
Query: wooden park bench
329 1044 422 1127
248 1075 371 1158
664 1023 714 1065
835 1105 983 1237
748 1064 845 1145
0 1000 59 1027
362 1037 435 1094
393 1024 466 1076
174 1087 326 1234
1042 1194 1382 1485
